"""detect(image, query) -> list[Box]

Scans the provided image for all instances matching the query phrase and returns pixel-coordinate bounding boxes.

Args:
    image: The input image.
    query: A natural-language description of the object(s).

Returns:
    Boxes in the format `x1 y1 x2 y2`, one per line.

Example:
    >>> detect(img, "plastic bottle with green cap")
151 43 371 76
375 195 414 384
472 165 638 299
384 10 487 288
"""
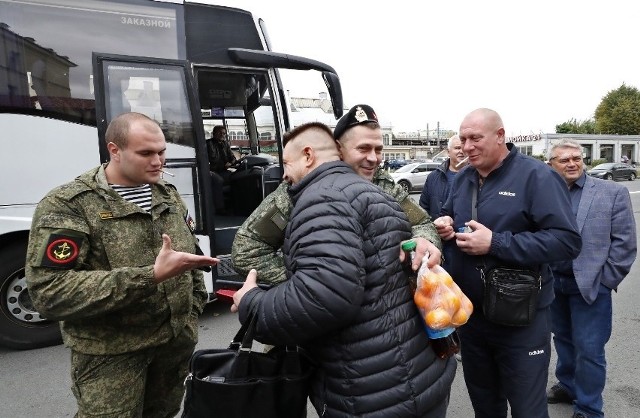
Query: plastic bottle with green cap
401 240 418 292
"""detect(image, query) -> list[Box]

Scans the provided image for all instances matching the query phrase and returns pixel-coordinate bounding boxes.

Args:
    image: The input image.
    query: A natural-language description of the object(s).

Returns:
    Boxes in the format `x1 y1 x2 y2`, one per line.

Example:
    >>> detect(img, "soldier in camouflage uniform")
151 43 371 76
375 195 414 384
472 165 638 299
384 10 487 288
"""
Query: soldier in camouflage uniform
232 104 441 285
26 113 218 418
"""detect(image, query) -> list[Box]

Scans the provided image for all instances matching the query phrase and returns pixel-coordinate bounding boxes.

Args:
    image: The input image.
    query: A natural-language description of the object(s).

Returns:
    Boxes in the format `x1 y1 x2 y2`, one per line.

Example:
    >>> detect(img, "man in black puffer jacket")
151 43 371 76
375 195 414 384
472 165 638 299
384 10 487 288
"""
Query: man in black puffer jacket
232 122 456 417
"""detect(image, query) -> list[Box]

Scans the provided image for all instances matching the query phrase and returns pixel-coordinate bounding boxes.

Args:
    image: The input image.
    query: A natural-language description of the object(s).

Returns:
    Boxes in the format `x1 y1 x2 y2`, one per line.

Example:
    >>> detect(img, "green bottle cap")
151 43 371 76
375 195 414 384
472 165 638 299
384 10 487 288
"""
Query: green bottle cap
401 240 417 251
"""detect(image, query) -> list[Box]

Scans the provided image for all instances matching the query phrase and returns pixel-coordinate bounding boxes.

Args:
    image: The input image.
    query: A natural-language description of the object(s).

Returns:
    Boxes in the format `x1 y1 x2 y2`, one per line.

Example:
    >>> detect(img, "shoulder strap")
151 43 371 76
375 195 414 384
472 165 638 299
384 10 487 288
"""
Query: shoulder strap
472 185 477 221
471 185 486 271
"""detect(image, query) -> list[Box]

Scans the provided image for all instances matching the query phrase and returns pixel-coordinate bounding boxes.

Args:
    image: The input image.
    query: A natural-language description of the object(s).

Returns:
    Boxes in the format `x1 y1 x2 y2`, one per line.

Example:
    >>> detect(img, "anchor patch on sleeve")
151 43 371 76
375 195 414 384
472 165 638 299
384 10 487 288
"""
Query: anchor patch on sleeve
41 234 82 268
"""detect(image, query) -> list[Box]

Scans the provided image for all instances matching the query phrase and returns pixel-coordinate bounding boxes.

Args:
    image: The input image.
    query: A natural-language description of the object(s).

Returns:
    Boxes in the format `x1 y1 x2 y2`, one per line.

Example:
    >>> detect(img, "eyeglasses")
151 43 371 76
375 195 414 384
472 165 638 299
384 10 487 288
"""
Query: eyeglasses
549 155 582 164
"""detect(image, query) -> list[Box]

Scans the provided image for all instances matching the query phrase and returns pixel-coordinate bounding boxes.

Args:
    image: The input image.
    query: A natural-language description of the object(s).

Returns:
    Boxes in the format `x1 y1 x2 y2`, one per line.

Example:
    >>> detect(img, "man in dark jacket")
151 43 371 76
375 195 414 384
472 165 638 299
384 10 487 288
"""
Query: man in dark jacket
206 125 236 174
232 122 456 418
419 134 467 271
206 125 237 214
435 108 582 418
419 134 467 220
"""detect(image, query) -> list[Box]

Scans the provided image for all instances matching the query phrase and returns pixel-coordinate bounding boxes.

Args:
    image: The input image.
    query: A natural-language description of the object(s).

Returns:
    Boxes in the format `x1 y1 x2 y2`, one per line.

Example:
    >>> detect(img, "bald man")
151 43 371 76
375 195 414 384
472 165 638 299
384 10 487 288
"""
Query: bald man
232 122 455 417
434 108 581 418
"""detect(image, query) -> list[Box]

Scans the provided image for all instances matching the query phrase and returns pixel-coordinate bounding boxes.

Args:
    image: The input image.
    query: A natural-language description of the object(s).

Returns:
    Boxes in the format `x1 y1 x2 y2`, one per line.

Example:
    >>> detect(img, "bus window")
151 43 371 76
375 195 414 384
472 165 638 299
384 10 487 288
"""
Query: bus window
101 62 195 148
0 0 182 125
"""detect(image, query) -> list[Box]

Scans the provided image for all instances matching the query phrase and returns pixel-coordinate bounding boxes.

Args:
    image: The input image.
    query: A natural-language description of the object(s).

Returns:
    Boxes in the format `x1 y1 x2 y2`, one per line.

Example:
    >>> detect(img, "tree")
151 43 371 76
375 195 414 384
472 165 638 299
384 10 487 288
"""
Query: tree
555 118 596 134
594 84 640 134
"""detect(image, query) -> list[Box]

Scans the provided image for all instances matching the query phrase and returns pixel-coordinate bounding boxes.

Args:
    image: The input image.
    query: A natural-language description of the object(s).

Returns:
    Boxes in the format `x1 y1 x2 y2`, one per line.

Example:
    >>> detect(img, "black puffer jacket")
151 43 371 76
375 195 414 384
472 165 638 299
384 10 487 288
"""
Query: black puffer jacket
240 162 456 417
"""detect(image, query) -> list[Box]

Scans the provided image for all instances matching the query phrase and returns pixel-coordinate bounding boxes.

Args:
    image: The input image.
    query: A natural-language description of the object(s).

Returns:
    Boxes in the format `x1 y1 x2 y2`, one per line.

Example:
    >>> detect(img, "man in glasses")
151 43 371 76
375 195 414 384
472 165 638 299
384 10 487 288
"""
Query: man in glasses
546 139 636 418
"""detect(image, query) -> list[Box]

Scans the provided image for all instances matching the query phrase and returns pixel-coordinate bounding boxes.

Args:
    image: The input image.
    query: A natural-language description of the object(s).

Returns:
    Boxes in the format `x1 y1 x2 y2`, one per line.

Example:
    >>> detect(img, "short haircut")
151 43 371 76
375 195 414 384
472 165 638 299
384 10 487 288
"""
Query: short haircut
447 134 460 149
549 139 582 160
283 122 334 147
105 112 158 148
212 125 226 136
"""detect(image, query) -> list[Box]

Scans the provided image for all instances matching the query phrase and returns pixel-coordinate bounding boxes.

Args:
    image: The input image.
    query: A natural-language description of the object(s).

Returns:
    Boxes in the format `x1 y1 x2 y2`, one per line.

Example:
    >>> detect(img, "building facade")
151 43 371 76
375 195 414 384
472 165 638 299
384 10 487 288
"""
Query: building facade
511 133 640 165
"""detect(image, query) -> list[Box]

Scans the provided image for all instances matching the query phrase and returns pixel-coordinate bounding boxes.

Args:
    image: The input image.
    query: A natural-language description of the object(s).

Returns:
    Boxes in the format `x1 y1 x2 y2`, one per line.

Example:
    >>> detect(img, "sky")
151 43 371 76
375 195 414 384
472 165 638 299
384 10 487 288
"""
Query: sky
206 0 640 136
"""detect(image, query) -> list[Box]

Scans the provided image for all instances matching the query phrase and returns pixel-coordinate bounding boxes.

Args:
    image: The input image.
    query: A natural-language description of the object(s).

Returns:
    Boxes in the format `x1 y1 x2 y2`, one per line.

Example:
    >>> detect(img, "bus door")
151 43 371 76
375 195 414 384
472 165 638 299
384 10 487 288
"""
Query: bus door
91 53 217 293
193 66 285 289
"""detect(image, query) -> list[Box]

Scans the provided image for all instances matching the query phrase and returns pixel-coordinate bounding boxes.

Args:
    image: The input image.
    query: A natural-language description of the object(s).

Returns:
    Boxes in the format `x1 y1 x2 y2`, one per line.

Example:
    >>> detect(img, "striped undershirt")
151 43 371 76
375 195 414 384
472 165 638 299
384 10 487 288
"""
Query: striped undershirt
111 184 152 211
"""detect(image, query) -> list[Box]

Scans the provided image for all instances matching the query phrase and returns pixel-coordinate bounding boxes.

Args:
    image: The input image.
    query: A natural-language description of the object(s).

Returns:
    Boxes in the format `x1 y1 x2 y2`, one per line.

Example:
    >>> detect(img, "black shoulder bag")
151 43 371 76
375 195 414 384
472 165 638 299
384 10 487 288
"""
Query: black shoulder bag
182 311 316 418
472 184 541 327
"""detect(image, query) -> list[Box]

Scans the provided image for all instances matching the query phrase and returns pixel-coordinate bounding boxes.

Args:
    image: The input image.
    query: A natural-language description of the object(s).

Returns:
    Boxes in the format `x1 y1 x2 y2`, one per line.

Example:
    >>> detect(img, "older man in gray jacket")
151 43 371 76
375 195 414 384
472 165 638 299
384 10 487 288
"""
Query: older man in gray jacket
547 139 637 418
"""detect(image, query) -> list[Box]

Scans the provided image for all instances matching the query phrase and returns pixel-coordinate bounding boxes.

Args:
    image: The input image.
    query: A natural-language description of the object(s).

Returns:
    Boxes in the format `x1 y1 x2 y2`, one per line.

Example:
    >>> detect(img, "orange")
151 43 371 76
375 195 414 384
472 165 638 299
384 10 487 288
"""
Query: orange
450 281 465 298
413 290 431 311
430 265 454 286
418 271 440 296
451 308 470 326
438 287 461 314
460 294 474 314
437 271 454 287
425 307 452 329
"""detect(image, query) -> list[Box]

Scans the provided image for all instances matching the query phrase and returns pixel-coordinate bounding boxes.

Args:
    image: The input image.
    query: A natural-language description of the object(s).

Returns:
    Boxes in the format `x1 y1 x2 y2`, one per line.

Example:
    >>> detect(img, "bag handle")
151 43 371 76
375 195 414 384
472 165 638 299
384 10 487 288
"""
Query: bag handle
228 310 258 351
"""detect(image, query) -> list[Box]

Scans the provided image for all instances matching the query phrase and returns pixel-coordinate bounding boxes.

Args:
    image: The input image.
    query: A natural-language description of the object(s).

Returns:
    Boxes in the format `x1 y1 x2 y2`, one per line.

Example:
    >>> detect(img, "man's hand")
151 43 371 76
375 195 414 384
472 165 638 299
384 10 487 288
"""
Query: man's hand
399 237 441 270
434 216 456 241
231 269 259 313
455 220 492 255
153 234 219 283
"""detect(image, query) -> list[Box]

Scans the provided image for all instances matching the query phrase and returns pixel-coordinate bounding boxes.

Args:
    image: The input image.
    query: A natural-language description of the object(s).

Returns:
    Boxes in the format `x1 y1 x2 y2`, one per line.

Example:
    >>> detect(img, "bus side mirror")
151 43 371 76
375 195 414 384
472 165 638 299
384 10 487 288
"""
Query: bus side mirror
322 71 343 119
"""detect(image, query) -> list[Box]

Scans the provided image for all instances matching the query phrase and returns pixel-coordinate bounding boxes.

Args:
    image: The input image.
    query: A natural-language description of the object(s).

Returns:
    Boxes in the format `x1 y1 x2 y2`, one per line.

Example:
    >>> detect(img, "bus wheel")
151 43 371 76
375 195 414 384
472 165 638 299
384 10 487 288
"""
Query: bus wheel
0 240 62 350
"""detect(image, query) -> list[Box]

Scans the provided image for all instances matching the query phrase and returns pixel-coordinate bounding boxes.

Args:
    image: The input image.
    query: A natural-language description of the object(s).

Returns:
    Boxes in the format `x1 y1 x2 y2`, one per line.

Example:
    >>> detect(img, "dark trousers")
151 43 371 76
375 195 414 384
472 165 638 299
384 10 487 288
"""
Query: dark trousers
458 308 551 418
551 277 611 418
210 170 231 211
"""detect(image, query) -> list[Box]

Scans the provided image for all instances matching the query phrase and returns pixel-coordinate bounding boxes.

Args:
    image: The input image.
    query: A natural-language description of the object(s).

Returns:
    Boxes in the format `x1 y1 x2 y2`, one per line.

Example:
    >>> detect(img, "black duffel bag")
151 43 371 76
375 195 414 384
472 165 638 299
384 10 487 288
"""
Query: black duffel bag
182 312 315 418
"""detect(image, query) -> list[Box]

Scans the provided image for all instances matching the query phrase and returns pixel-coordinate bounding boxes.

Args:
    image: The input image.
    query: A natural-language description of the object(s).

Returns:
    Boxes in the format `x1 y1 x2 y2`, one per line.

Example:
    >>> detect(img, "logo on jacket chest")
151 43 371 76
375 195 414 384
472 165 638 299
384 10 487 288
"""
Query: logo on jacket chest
498 191 516 197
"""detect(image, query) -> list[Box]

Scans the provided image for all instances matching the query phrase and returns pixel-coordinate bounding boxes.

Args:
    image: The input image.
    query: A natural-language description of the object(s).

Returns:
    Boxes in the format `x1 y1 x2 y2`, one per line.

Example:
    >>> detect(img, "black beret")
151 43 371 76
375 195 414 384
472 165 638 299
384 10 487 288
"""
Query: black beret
333 104 378 140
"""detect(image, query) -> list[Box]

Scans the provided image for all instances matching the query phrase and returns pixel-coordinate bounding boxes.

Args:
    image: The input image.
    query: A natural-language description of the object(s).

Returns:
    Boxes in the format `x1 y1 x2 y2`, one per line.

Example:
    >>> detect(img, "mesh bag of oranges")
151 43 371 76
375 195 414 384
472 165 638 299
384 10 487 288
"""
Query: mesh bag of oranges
413 262 473 330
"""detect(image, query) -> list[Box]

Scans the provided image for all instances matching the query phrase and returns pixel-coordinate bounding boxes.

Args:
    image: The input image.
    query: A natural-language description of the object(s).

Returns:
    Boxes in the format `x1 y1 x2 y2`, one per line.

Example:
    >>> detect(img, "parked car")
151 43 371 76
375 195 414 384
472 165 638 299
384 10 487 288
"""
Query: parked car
386 159 409 170
586 162 637 181
390 162 437 192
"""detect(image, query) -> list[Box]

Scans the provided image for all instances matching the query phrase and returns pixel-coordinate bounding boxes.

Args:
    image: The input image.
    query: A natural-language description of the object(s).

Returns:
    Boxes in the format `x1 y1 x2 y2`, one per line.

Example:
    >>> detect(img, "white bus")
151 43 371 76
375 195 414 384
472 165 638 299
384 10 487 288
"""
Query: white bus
0 0 343 349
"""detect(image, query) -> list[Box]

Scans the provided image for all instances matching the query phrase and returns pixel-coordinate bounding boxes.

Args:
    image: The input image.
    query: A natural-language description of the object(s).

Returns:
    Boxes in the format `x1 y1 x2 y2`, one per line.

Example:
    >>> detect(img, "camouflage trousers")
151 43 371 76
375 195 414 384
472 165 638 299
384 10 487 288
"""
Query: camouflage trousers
70 328 196 418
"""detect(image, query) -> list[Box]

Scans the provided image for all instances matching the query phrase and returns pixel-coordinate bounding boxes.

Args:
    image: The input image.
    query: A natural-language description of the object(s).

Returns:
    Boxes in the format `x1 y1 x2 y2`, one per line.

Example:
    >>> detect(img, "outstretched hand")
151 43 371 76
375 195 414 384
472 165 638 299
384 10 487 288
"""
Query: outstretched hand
153 234 219 283
231 269 258 313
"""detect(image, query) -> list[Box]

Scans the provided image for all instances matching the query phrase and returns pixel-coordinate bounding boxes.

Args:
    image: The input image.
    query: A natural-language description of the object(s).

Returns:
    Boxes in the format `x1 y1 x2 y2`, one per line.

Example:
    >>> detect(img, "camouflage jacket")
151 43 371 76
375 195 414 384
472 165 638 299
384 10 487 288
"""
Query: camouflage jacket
26 165 207 355
232 167 441 284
